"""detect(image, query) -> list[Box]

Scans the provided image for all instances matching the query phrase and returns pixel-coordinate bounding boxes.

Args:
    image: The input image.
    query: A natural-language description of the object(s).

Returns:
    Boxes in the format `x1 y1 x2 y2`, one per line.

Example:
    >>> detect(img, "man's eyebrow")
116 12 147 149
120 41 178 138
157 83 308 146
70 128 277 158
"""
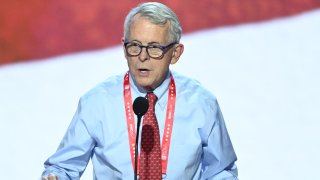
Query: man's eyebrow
130 40 142 43
147 41 161 45
128 40 162 45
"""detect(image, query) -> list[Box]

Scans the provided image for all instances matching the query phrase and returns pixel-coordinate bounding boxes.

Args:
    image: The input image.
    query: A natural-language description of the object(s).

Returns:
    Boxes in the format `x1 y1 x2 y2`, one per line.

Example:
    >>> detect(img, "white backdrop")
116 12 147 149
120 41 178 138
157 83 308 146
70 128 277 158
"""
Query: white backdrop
0 9 320 180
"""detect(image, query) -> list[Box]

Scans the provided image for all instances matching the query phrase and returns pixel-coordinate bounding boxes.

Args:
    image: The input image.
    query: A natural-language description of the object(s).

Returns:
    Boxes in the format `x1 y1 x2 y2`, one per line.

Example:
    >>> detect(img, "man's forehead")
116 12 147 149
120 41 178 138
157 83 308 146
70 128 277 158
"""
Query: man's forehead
128 16 170 43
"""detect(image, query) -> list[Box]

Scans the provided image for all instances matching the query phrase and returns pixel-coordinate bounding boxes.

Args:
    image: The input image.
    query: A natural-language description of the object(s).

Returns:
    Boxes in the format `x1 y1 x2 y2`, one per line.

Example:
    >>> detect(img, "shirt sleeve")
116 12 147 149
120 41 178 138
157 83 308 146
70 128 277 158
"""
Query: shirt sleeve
41 98 96 179
200 99 238 180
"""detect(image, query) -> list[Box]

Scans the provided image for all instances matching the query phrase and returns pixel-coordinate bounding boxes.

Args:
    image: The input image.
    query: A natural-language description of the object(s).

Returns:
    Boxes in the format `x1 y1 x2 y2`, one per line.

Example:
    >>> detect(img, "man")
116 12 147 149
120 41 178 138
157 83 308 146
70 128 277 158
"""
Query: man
41 2 238 180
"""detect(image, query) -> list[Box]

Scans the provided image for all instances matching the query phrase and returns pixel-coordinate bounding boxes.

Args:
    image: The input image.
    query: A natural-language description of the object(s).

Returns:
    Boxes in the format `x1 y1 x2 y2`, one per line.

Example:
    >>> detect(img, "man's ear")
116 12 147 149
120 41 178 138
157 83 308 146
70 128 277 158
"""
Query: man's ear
170 43 184 65
121 37 127 56
121 37 125 44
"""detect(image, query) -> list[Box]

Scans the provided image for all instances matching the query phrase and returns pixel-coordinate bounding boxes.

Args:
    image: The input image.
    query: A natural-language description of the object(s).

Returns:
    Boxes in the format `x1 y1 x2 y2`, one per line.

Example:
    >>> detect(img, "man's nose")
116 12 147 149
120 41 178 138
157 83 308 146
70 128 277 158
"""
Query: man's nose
138 47 149 62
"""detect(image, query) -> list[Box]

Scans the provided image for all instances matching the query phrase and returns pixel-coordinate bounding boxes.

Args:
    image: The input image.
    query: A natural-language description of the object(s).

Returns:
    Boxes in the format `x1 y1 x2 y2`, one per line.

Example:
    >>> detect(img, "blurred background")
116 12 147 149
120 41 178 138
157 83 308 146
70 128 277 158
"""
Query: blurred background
1 0 320 179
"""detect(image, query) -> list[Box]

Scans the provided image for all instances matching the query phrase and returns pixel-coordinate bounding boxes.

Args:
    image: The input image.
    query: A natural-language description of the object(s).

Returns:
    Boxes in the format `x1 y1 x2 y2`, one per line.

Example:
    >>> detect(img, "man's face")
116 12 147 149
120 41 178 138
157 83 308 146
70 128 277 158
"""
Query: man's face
123 16 180 90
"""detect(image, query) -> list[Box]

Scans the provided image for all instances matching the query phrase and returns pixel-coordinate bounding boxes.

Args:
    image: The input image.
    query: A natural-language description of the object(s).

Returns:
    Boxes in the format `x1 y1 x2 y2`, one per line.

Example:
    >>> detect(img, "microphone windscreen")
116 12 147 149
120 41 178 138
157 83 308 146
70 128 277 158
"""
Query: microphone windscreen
133 97 149 116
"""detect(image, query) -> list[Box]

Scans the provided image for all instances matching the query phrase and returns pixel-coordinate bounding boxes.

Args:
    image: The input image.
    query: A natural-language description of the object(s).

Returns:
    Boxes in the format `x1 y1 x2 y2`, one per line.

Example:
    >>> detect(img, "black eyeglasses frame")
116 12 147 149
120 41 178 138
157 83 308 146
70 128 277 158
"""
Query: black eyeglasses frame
124 41 177 59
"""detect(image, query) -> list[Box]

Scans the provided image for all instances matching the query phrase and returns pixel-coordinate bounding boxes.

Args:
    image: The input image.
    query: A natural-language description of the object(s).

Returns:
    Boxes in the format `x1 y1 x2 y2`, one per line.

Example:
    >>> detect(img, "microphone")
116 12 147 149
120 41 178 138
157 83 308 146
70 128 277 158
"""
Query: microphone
133 97 149 118
132 97 149 180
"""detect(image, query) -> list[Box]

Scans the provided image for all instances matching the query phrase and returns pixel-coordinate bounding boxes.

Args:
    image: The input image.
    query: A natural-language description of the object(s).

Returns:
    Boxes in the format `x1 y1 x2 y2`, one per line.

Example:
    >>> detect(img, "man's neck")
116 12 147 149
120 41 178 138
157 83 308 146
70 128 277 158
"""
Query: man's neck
129 71 170 93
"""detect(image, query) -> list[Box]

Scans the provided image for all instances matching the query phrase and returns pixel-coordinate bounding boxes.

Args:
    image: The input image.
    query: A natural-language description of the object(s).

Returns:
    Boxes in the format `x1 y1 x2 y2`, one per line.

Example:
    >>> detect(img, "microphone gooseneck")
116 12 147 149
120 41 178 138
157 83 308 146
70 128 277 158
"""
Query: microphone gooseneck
132 96 149 180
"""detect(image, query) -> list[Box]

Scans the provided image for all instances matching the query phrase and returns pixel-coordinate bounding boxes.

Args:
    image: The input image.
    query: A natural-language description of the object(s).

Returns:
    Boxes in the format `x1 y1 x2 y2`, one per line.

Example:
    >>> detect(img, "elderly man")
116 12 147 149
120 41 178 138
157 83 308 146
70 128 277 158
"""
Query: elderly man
41 2 238 180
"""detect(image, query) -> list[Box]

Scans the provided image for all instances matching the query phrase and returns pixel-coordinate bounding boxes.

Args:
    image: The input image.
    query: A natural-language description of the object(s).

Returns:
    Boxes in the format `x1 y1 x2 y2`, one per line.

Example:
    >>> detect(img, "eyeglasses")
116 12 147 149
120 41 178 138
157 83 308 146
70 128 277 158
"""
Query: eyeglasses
124 41 177 59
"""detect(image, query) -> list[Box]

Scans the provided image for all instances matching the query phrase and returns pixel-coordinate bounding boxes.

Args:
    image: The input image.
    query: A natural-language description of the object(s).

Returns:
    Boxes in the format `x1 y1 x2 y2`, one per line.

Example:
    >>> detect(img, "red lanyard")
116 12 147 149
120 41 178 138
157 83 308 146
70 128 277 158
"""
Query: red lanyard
123 71 176 175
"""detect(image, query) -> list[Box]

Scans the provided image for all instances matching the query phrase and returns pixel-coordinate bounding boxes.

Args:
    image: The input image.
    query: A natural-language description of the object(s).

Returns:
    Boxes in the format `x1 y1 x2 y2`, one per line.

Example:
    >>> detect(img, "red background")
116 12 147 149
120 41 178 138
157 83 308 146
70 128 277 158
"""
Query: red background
1 0 319 65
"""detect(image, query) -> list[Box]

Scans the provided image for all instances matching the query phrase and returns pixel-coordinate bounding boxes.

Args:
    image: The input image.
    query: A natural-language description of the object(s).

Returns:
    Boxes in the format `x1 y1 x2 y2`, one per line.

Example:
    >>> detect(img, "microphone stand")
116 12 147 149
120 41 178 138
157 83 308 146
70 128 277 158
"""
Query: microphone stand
134 114 142 180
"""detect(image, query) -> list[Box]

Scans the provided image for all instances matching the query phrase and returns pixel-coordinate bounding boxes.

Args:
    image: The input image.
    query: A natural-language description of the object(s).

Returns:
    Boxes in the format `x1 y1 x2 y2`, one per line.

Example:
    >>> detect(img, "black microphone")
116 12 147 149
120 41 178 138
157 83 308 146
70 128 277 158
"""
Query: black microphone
132 97 149 180
133 97 149 119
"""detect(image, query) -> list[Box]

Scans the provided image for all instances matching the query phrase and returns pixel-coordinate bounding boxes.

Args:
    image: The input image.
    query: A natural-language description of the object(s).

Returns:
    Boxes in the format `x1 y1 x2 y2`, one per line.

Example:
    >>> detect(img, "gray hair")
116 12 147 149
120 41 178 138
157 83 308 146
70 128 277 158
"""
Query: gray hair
124 2 182 43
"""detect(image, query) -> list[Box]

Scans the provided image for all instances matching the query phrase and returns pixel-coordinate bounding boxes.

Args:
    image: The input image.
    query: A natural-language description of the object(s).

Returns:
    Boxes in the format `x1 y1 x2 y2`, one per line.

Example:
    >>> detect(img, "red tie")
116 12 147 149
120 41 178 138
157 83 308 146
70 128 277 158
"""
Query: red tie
139 92 162 180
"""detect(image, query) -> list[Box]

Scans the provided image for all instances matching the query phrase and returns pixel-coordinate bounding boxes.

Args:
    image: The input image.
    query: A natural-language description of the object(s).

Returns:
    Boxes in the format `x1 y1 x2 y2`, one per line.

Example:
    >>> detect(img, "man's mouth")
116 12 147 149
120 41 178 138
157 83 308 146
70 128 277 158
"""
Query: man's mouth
137 68 151 76
138 68 150 72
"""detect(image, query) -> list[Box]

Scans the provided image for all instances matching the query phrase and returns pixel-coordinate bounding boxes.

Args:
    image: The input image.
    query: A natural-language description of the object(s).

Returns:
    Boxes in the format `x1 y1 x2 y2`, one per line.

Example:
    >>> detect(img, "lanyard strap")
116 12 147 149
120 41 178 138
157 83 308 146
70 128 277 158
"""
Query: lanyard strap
123 71 176 175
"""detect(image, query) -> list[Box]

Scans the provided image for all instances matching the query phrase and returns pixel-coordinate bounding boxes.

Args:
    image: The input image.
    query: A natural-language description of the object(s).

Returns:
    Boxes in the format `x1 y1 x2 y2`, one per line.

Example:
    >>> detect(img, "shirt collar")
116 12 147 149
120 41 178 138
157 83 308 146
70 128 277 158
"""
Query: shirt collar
129 71 170 110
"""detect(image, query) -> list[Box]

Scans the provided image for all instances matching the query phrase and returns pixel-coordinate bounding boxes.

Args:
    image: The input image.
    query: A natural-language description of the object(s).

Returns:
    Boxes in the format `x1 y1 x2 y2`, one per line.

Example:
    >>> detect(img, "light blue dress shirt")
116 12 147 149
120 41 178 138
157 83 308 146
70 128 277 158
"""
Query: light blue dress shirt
41 70 238 179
